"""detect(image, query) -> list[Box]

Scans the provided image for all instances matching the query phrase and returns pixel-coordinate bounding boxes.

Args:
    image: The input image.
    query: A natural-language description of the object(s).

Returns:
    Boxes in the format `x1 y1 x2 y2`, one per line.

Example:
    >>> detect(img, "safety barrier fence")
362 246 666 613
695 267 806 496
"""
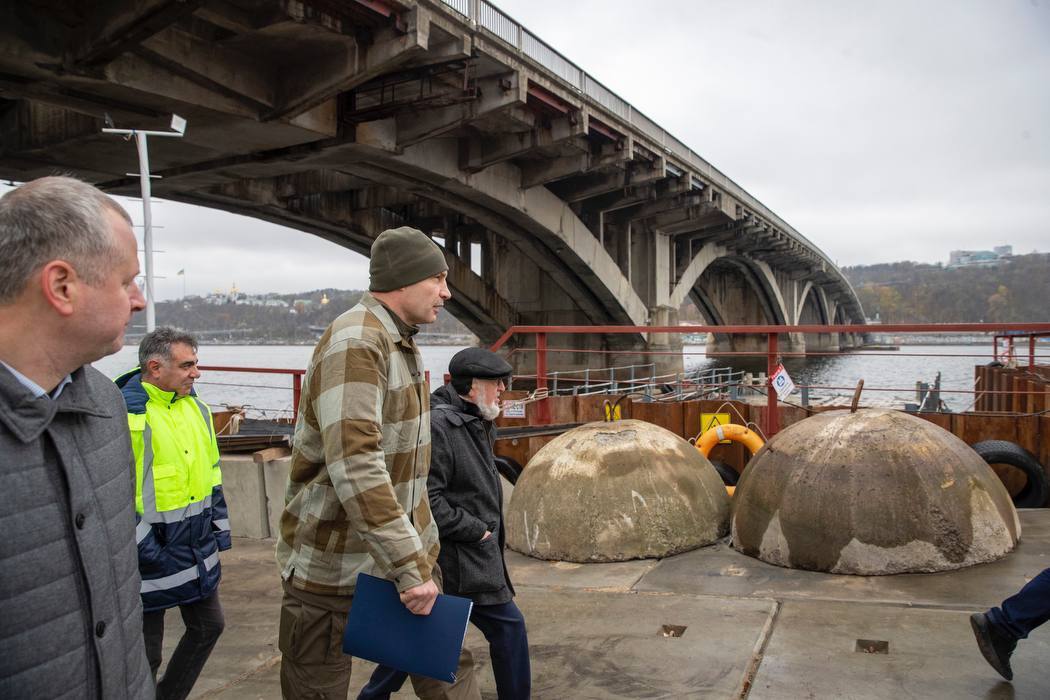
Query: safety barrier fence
197 365 305 420
489 323 1050 434
484 323 1050 494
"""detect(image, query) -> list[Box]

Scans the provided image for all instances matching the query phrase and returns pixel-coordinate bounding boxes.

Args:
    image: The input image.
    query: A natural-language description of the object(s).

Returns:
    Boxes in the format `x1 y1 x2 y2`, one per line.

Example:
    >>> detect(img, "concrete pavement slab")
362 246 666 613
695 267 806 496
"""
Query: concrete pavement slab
504 549 658 591
636 510 1050 609
747 599 1050 700
156 537 282 697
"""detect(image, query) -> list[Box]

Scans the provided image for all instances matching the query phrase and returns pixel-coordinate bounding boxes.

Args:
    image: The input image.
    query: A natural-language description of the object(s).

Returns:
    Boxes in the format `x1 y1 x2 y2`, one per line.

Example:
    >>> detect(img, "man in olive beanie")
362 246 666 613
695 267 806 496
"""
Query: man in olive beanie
278 227 480 698
369 225 450 292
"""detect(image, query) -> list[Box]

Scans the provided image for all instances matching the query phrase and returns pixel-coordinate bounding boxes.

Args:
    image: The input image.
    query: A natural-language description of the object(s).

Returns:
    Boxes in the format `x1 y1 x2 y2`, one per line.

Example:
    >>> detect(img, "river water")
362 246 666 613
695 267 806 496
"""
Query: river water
92 343 999 418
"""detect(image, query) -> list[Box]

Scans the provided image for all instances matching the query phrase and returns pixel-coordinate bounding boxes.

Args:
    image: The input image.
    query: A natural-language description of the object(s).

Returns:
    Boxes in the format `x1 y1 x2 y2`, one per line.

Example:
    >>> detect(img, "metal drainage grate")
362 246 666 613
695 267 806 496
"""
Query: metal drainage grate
660 624 687 638
855 639 889 654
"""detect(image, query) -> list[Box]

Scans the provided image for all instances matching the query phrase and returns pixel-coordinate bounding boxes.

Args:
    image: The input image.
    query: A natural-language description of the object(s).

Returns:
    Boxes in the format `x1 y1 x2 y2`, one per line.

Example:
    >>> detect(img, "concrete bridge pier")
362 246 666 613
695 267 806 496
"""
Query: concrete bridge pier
705 332 805 358
805 332 841 354
503 326 685 391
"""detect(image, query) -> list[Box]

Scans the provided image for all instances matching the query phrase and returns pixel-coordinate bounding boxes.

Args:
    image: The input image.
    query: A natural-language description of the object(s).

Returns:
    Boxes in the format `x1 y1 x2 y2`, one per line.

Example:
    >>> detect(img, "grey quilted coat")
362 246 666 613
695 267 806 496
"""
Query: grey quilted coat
428 384 515 606
0 364 154 699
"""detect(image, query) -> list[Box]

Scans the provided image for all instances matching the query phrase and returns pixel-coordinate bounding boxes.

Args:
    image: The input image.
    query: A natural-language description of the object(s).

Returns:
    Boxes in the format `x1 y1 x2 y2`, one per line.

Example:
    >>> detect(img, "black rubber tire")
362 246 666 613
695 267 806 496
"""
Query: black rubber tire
494 456 523 485
972 440 1049 508
710 459 739 487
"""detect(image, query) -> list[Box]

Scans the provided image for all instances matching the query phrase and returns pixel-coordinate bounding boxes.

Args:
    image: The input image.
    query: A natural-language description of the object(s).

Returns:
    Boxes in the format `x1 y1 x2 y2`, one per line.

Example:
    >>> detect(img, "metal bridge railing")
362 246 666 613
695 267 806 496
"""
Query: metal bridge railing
435 0 846 283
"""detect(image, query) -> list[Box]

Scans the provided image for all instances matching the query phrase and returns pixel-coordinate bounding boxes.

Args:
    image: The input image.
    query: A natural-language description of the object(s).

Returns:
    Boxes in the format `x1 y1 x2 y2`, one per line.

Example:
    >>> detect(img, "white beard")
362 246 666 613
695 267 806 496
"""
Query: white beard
477 401 501 421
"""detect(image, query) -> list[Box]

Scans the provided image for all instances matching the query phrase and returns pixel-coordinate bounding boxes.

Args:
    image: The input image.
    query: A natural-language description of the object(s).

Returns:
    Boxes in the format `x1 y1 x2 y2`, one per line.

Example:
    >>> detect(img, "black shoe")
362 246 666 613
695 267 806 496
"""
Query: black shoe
970 612 1017 681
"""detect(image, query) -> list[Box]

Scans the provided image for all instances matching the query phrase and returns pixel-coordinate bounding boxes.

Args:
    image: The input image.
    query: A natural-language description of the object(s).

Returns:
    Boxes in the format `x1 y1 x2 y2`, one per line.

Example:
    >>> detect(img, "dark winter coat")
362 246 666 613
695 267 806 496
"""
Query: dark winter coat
428 383 514 606
0 364 154 699
115 368 231 612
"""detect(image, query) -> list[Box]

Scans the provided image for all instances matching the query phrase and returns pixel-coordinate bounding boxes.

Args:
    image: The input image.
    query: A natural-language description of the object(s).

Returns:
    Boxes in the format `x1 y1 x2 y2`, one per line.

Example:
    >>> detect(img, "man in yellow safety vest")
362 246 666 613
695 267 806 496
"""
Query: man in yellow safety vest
116 327 230 700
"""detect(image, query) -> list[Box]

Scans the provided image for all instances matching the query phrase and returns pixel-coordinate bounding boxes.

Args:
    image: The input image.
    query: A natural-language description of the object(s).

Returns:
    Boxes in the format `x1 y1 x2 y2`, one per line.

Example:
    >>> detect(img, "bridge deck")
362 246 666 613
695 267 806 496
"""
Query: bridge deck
167 510 1050 699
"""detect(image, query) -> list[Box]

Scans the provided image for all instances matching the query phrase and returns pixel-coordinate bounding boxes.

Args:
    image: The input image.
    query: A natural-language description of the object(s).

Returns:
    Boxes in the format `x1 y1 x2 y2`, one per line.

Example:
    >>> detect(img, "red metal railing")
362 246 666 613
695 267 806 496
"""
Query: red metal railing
489 322 1050 435
994 332 1050 368
199 365 305 417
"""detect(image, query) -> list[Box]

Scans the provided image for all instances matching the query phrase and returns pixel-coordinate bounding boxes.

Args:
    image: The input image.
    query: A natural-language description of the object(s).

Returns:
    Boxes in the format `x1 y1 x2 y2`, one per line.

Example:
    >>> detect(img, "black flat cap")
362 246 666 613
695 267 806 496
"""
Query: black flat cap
448 347 512 380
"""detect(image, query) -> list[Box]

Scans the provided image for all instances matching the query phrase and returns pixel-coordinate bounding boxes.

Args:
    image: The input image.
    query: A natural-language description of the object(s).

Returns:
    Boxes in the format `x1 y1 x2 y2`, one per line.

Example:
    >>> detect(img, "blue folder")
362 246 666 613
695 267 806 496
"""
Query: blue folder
342 572 473 683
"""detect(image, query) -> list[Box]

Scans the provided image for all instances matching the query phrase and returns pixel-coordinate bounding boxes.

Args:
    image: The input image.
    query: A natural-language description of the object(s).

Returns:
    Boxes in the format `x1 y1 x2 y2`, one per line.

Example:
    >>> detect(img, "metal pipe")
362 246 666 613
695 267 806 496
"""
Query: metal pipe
767 332 780 435
535 332 549 424
135 132 155 332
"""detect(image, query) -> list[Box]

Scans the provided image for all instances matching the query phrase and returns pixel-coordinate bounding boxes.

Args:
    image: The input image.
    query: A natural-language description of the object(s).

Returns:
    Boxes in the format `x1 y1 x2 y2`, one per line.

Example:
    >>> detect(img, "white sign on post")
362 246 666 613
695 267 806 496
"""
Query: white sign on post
771 363 795 400
502 401 526 418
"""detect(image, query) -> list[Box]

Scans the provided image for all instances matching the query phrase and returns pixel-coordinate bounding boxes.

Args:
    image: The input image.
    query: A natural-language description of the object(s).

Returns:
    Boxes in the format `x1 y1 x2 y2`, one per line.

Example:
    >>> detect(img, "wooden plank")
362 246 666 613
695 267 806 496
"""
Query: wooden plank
1040 416 1050 474
951 413 1019 446
575 394 632 423
914 412 952 432
494 389 543 469
779 404 809 430
253 446 291 464
631 400 685 436
1017 416 1040 459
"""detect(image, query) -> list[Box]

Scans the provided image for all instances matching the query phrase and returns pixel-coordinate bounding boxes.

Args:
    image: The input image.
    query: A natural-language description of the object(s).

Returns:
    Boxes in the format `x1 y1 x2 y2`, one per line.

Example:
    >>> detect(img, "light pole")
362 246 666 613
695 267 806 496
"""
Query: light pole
102 114 187 332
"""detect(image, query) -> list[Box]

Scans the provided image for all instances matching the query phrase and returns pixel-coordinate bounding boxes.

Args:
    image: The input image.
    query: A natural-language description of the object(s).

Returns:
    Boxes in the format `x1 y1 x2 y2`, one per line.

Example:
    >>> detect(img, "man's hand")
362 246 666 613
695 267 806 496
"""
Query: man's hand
399 579 439 616
480 530 492 542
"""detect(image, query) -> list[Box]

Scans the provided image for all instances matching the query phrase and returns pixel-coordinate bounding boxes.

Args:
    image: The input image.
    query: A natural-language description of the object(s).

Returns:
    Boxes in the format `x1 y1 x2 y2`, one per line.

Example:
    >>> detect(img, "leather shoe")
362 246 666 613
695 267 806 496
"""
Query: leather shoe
970 612 1017 681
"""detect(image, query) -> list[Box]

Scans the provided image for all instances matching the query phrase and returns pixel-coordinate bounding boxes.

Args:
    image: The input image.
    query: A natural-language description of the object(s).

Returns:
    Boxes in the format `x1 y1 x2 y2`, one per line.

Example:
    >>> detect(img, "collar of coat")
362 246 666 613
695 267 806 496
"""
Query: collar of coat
431 383 486 427
114 366 197 415
362 292 419 346
0 363 115 443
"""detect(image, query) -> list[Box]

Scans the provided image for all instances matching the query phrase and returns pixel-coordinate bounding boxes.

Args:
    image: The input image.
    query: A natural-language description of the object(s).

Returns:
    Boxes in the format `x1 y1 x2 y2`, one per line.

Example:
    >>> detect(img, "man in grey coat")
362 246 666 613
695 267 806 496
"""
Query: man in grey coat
359 348 531 700
0 176 154 698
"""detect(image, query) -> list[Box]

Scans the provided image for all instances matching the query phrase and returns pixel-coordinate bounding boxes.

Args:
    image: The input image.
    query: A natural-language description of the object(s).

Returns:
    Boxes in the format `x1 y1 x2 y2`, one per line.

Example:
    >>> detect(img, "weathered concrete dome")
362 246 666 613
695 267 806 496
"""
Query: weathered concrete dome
506 419 730 562
731 409 1020 574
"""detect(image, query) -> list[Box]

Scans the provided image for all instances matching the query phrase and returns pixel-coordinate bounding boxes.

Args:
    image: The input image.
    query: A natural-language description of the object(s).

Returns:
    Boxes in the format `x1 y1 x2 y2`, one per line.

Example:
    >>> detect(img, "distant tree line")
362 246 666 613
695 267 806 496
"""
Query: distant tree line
137 288 475 344
676 253 1049 324
843 253 1050 323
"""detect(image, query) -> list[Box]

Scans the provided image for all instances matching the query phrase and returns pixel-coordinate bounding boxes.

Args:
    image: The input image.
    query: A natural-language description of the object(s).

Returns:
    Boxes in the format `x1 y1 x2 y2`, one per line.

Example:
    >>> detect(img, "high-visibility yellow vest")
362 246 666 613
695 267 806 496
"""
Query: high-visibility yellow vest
129 381 221 518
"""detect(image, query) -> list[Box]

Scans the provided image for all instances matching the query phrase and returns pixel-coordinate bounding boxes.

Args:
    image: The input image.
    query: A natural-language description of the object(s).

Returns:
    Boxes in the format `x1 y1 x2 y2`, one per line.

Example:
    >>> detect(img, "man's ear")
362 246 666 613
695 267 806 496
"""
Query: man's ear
145 358 163 376
40 261 78 317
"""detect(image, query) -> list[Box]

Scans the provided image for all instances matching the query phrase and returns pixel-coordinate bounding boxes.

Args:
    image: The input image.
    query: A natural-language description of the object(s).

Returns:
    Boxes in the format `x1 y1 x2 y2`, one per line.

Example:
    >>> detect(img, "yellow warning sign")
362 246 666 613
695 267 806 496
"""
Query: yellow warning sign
603 402 622 421
700 412 732 444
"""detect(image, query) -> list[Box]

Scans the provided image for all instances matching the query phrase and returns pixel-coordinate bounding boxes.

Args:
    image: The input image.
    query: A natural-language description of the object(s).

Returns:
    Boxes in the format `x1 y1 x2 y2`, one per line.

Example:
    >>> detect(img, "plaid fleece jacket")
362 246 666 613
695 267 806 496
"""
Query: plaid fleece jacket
276 292 439 595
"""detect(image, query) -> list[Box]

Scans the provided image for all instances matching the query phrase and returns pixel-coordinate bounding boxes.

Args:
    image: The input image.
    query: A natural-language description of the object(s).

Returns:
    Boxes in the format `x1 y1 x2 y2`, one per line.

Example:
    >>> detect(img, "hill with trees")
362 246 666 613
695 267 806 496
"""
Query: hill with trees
135 288 475 344
842 253 1049 323
677 253 1049 324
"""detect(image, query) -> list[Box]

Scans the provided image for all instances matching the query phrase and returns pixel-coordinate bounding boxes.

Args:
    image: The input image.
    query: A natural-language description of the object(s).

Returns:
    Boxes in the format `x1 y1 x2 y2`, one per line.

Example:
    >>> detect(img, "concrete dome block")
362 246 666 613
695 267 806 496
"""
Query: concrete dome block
731 409 1020 574
506 419 730 562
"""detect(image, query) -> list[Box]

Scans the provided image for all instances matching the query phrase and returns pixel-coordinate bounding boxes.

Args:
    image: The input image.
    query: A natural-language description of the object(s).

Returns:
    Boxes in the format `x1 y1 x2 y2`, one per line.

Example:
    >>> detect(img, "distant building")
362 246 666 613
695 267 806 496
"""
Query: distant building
947 246 1012 268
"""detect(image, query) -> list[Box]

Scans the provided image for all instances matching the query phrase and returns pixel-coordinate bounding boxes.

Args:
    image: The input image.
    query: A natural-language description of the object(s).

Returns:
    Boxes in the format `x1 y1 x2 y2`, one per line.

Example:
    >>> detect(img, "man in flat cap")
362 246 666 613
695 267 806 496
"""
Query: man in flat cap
276 226 479 699
360 347 531 699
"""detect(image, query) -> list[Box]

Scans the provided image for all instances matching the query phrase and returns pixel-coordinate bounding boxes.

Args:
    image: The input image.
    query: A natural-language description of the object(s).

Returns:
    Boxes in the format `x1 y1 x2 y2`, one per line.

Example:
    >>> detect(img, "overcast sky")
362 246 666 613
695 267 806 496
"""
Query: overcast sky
5 0 1048 300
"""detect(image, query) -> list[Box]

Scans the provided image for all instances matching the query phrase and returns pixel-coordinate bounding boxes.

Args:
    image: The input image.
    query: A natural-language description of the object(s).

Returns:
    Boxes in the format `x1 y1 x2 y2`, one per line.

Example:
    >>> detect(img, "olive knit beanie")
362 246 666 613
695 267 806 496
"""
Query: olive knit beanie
369 226 448 292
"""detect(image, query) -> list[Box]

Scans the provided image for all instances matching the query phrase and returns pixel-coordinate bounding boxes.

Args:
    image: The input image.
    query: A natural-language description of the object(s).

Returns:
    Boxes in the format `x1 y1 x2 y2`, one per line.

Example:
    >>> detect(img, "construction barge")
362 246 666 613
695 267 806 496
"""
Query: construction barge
186 323 1050 698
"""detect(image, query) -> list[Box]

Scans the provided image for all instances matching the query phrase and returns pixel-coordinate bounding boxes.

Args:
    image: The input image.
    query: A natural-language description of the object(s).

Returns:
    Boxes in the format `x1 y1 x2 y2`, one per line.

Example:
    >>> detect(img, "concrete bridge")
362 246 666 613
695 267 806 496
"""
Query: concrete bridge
0 0 865 373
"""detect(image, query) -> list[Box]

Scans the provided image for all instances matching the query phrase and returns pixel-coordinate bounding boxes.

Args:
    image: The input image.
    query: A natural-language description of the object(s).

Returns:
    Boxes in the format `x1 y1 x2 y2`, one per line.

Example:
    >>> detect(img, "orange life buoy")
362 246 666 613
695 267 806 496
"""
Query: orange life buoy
695 423 765 458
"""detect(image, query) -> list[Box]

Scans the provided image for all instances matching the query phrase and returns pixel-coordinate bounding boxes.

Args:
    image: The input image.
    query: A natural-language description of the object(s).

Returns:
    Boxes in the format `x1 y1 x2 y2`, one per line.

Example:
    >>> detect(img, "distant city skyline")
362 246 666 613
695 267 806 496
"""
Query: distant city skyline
3 0 1048 302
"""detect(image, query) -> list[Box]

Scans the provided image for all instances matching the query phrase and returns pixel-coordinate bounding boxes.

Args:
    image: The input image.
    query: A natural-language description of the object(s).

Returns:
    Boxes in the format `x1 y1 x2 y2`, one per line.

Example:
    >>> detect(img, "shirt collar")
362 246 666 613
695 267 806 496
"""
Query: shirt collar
0 360 72 400
375 298 419 340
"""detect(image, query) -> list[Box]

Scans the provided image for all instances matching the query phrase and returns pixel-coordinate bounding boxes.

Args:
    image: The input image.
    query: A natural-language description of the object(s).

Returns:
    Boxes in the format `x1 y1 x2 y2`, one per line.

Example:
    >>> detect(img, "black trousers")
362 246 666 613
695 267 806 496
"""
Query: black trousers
359 599 531 700
143 591 225 700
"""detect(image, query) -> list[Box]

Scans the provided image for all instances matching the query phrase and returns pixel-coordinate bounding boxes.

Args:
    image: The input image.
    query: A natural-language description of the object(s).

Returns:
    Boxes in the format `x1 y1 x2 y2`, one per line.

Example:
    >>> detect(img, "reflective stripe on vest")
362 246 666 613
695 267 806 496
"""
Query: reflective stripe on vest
135 519 152 544
140 550 220 594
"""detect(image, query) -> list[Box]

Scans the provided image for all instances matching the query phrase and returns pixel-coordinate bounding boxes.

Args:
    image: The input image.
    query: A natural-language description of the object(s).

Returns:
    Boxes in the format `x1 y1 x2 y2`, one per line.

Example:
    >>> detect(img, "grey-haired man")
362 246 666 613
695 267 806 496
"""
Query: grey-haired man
0 176 152 698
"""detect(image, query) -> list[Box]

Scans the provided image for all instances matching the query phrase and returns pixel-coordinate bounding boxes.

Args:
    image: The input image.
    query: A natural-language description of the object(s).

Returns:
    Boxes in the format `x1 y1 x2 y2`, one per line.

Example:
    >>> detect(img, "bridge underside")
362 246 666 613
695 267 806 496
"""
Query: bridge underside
0 0 866 374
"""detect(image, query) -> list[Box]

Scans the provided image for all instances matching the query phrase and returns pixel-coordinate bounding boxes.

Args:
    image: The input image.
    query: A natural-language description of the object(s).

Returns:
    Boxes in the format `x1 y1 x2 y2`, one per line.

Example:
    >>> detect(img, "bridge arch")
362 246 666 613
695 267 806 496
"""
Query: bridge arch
0 0 867 373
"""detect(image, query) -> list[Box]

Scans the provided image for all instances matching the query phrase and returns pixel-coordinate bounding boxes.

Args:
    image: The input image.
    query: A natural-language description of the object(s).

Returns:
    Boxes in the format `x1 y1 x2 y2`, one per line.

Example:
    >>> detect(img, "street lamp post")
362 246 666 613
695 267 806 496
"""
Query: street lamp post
102 114 187 333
